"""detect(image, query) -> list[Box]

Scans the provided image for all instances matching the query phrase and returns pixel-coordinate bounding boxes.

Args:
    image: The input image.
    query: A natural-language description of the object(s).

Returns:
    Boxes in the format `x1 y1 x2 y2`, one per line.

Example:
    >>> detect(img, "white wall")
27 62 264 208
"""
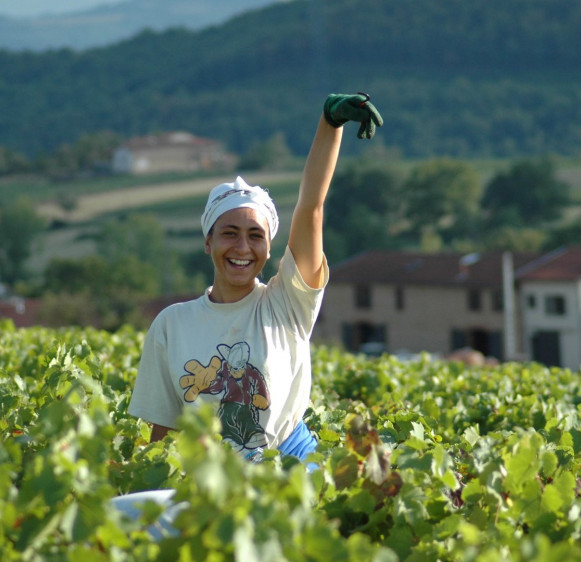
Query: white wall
521 280 581 370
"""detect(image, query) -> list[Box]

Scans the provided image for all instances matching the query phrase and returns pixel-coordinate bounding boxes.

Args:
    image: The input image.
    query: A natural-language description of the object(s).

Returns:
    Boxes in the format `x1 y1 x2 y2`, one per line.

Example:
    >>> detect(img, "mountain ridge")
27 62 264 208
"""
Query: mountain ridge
0 0 284 51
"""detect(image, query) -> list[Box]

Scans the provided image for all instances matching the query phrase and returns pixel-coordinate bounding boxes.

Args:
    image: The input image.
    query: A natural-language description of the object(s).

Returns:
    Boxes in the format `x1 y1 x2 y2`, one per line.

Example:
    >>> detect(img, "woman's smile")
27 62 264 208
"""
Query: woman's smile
228 258 253 267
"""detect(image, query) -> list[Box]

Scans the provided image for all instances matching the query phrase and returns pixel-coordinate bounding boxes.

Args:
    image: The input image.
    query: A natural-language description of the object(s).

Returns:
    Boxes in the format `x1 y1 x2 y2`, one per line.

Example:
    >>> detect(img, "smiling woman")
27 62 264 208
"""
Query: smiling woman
126 92 383 465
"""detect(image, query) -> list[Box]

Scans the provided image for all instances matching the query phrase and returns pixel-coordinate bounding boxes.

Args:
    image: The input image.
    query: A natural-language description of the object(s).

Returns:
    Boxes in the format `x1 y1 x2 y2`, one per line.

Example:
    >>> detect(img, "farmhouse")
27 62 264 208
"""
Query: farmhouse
112 131 235 175
314 246 581 370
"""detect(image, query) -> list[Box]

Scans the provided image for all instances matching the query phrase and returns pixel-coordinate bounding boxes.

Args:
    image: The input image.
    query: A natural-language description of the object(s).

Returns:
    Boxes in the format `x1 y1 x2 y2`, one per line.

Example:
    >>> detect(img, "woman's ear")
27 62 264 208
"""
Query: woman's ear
204 235 212 254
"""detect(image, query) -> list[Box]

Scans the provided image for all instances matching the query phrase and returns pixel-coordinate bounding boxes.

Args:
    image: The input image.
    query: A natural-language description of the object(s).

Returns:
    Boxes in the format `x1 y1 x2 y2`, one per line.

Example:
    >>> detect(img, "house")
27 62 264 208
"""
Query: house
314 247 581 370
518 247 581 370
112 131 236 175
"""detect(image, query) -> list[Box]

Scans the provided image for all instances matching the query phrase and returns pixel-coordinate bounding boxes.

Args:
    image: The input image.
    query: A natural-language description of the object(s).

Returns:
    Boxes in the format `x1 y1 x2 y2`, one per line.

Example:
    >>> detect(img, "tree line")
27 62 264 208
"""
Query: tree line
0 0 581 160
0 132 123 179
324 156 576 264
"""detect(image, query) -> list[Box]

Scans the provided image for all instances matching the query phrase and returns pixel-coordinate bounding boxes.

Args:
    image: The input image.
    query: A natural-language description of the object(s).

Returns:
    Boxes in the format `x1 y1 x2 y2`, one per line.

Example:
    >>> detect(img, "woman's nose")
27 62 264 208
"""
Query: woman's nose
235 234 250 251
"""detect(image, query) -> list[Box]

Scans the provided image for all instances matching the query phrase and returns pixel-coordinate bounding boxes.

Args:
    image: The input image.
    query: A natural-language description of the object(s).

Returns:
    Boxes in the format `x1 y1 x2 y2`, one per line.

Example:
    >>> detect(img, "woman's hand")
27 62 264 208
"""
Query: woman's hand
323 92 383 139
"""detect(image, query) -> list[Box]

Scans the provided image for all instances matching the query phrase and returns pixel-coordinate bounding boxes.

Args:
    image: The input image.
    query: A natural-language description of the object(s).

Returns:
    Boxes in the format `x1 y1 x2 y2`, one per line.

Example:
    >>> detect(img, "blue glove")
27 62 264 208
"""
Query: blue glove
323 92 383 139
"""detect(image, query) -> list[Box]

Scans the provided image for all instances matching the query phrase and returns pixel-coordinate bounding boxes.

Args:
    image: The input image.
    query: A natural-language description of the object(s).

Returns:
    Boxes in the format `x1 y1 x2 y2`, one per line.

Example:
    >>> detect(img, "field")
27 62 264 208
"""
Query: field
27 170 301 273
1 321 580 560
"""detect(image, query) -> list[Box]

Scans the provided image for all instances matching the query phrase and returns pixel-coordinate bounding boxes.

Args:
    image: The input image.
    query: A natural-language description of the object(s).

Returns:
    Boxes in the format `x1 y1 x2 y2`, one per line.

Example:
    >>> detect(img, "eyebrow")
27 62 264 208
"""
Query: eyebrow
219 224 266 233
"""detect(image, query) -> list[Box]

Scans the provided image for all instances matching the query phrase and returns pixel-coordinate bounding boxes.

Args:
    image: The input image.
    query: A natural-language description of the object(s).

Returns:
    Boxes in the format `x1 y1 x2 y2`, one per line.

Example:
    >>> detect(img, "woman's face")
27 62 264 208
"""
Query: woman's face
204 207 271 303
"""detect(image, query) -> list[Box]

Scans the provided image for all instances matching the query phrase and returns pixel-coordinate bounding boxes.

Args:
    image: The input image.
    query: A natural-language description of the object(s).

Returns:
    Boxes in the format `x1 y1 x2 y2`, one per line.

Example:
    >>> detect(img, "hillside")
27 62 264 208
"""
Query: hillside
0 0 283 51
1 0 581 159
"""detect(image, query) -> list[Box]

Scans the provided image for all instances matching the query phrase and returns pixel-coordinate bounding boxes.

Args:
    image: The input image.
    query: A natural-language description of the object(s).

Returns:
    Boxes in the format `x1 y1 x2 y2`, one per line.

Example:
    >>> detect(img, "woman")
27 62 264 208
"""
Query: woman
128 92 383 462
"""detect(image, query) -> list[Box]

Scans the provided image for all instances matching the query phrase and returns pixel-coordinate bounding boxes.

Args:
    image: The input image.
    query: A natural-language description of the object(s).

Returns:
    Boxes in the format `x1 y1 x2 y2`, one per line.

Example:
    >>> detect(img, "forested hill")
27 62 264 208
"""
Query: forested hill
2 0 581 159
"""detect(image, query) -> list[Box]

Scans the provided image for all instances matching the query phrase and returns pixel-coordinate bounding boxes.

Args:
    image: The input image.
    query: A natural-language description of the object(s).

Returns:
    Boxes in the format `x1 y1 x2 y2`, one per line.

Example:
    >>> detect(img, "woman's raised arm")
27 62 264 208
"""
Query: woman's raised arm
288 93 383 288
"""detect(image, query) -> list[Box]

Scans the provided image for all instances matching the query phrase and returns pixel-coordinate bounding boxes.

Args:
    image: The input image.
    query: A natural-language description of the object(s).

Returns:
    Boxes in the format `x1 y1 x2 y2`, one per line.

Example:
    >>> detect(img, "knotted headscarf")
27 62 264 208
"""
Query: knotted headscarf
201 176 279 239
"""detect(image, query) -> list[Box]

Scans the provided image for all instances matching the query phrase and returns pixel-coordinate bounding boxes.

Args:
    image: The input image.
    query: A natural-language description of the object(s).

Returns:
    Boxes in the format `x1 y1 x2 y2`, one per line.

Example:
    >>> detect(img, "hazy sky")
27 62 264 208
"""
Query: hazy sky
0 0 126 17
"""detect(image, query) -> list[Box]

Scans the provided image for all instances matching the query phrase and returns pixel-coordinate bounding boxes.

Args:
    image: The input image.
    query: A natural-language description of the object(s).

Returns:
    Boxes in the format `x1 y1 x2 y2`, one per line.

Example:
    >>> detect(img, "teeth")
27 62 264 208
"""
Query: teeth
229 258 251 266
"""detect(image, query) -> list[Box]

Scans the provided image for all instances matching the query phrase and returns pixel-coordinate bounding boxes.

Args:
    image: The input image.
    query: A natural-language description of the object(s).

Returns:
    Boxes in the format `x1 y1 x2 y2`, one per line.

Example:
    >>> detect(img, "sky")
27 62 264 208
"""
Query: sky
0 0 126 17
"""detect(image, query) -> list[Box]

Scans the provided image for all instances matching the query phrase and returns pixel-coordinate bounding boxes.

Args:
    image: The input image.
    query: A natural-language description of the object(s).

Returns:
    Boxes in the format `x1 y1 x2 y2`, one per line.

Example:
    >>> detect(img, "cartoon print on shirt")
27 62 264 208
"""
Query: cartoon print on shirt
179 341 270 453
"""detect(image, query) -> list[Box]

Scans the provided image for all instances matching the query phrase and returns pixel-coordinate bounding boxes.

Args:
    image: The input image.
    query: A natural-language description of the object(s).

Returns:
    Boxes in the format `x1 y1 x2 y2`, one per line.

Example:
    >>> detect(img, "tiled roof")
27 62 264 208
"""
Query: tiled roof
517 246 581 281
330 250 543 287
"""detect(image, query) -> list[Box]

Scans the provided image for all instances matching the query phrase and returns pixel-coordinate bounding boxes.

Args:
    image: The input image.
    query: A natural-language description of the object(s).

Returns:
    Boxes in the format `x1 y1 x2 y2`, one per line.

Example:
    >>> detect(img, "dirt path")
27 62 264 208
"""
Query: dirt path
36 171 300 223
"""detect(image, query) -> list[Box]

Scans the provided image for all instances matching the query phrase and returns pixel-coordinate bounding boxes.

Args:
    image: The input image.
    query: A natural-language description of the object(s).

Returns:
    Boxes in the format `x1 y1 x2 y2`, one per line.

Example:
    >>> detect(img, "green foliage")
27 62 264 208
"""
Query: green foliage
403 159 482 242
482 158 571 228
40 254 160 330
1 1 581 158
239 132 294 171
542 218 581 250
97 214 166 267
1 325 580 560
323 154 577 259
483 226 548 253
0 146 30 176
40 213 190 329
0 198 45 287
324 162 403 262
35 131 123 180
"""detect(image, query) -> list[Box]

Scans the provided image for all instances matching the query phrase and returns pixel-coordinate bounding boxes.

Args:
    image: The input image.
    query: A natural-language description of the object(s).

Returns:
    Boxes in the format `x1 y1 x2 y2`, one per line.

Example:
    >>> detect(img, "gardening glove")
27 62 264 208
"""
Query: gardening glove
323 92 383 139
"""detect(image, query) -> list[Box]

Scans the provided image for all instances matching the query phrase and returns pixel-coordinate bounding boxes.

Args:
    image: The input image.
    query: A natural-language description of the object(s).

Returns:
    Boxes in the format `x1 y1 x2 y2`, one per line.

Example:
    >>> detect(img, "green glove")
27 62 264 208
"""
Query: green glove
323 92 383 139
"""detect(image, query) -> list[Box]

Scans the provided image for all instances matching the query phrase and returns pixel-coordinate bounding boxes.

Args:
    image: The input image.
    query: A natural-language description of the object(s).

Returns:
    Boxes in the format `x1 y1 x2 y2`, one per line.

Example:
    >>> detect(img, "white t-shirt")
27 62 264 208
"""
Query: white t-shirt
128 246 328 451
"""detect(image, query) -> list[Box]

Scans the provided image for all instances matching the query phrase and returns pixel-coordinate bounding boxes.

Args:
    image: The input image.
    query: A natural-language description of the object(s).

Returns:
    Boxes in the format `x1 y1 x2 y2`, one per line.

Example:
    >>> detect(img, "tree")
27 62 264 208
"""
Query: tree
72 131 123 171
98 212 193 295
41 213 193 329
403 158 482 240
0 198 45 287
324 162 403 263
239 132 293 170
483 226 547 252
44 255 110 295
97 213 166 267
42 254 160 329
36 131 123 179
481 157 571 227
0 146 30 176
543 218 581 250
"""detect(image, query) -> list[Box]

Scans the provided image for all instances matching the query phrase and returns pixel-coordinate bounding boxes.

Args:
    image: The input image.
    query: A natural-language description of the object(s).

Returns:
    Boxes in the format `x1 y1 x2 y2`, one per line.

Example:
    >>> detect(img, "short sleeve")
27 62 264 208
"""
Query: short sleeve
266 246 329 339
128 312 182 429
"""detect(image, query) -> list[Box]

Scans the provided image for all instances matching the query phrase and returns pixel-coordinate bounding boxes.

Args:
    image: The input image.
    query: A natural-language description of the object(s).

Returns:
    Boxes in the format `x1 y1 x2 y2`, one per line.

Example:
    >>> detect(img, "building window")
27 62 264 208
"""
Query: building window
355 285 372 308
491 290 503 311
342 323 355 351
545 295 566 316
395 286 405 310
467 289 481 311
527 294 537 309
342 321 387 353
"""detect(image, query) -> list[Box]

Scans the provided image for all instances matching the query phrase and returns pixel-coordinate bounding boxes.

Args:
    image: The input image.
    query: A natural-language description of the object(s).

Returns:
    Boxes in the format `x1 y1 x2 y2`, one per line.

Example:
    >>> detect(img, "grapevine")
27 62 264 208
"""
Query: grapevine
1 320 580 560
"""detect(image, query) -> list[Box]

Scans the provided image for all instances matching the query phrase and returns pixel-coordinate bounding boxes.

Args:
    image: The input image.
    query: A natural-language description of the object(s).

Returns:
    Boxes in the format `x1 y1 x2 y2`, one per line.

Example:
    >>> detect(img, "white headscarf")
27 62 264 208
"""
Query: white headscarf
201 176 279 239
